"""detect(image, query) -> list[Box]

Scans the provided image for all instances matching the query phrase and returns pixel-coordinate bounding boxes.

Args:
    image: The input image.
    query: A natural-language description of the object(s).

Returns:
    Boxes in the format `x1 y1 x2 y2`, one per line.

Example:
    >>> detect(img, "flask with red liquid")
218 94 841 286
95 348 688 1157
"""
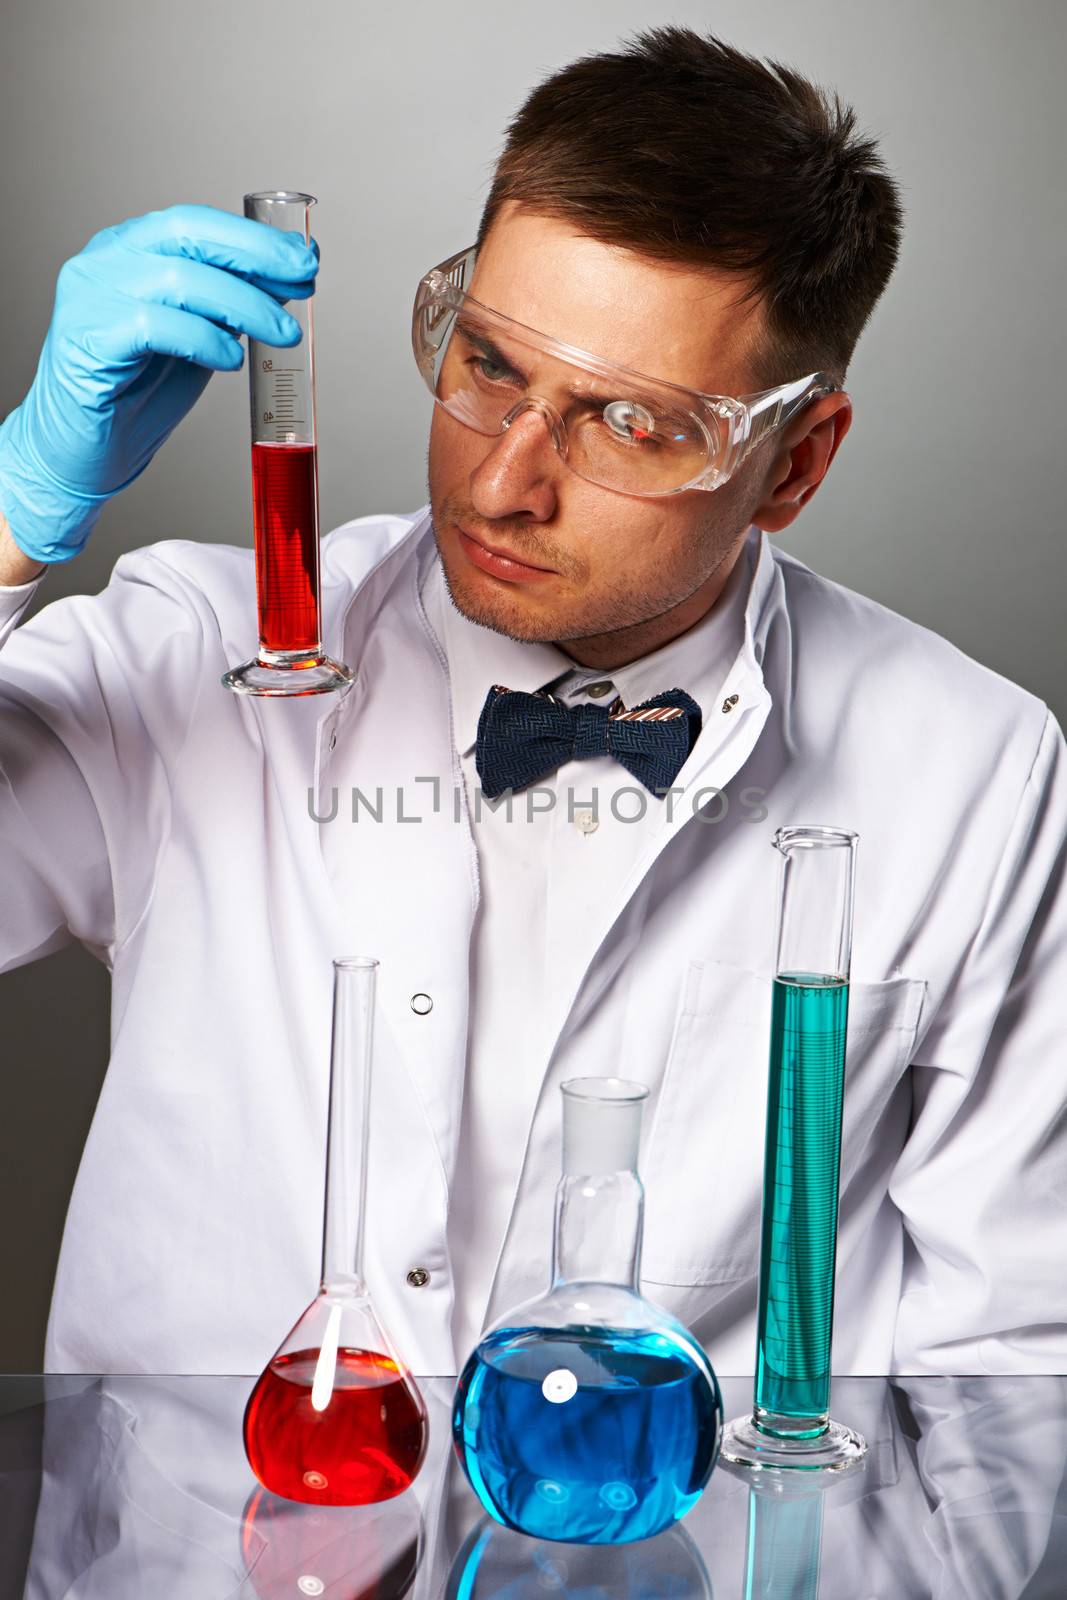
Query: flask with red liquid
222 191 353 697
244 958 429 1504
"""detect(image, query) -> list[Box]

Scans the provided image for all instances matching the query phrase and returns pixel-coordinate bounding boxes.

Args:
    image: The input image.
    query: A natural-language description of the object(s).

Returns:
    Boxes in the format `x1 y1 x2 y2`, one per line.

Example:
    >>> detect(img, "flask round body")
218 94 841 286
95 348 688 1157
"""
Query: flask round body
243 1316 428 1506
453 1079 722 1542
453 1288 721 1544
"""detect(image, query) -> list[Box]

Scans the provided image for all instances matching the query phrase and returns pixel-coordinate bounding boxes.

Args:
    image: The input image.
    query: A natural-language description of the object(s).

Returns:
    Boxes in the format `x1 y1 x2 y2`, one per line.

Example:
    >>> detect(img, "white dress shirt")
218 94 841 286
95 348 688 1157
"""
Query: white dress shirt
0 507 1064 1380
420 549 750 1362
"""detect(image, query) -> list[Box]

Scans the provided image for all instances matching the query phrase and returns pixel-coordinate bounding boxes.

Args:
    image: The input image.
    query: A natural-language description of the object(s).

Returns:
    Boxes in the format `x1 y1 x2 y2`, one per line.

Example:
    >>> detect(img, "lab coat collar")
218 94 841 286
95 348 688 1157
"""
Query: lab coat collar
318 508 440 761
320 508 778 801
421 520 770 760
541 526 780 1054
420 555 571 758
593 542 751 717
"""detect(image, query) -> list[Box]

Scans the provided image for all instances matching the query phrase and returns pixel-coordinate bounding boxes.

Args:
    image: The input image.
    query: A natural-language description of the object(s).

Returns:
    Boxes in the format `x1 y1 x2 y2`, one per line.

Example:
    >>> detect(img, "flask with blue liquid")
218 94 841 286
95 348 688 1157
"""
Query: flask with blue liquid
452 1077 723 1544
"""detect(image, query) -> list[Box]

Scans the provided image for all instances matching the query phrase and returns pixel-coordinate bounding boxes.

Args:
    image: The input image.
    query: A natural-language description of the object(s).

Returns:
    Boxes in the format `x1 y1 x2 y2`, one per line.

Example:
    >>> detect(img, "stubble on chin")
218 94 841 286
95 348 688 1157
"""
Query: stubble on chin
427 493 567 641
433 543 560 642
434 541 694 649
427 484 746 649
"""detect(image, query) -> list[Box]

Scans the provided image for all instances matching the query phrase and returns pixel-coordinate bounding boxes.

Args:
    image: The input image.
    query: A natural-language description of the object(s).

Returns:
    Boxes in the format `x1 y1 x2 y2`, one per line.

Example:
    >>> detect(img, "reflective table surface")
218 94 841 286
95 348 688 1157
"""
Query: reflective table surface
2 1374 1065 1598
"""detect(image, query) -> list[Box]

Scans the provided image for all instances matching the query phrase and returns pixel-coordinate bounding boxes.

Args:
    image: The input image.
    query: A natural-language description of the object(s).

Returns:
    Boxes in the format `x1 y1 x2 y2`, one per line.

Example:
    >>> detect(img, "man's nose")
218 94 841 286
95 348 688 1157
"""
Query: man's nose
468 402 563 524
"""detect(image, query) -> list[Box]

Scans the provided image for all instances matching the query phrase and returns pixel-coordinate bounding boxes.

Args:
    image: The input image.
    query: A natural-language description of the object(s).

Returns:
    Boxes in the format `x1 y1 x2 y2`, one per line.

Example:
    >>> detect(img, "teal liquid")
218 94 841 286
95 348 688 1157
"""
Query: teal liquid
754 974 849 1425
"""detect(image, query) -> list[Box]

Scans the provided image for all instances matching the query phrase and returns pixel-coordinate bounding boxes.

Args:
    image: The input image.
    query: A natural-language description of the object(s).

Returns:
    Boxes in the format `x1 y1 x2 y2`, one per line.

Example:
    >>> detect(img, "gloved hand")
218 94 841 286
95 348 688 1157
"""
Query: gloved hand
0 204 319 564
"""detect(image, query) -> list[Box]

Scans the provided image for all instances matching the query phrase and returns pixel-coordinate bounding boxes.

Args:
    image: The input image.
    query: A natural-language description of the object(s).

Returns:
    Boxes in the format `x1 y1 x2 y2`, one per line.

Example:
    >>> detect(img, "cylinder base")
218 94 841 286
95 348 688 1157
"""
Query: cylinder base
222 651 354 698
720 1412 867 1475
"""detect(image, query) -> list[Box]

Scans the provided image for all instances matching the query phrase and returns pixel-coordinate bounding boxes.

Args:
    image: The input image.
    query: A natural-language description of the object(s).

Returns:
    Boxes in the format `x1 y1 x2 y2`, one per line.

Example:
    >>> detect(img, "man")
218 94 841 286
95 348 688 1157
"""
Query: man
0 29 1064 1379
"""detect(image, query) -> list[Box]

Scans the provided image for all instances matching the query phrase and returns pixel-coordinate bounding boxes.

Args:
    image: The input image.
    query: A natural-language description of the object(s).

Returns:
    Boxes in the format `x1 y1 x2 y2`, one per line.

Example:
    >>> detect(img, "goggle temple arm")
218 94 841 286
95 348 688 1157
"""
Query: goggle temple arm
735 373 841 467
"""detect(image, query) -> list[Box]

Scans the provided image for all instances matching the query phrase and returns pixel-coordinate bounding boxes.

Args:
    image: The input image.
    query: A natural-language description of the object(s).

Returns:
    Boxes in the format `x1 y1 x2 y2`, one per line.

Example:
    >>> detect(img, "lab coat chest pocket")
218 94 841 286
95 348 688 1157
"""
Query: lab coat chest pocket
640 959 927 1302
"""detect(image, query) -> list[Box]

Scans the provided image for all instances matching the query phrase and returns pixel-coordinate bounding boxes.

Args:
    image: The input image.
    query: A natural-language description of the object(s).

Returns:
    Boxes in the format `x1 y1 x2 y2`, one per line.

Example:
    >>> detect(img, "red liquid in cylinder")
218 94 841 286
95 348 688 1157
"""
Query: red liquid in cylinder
243 1347 428 1506
251 441 321 655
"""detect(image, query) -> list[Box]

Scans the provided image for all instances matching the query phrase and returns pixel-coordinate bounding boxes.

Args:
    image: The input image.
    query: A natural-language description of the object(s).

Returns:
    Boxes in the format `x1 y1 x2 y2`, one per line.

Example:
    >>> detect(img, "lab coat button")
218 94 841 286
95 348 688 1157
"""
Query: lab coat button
410 992 433 1015
573 808 599 835
329 732 338 750
406 1267 430 1287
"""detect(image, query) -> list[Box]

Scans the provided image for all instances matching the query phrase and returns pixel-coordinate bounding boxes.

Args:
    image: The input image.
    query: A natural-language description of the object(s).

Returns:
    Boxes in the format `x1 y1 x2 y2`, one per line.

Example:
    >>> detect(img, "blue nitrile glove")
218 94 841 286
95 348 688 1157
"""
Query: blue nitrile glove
0 204 319 564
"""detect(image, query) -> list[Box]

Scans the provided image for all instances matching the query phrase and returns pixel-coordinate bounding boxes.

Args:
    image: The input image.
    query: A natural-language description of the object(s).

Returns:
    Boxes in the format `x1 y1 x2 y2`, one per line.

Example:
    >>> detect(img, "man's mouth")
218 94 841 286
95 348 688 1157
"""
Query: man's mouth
455 522 557 582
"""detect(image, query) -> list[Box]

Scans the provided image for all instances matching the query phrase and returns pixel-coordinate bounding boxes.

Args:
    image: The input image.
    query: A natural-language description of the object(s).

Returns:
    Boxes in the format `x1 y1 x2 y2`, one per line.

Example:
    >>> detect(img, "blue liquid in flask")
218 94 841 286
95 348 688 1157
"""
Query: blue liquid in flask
453 1323 721 1544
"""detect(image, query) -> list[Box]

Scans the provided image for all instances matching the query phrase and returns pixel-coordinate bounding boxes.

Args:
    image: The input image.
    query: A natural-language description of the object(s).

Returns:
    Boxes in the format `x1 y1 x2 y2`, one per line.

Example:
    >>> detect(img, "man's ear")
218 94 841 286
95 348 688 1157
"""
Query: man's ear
751 393 853 533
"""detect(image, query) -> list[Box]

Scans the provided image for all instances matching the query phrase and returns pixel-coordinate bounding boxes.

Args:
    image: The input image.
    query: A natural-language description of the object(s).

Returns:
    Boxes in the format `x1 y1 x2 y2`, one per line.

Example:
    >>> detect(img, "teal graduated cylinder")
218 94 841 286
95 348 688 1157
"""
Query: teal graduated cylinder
754 973 849 1425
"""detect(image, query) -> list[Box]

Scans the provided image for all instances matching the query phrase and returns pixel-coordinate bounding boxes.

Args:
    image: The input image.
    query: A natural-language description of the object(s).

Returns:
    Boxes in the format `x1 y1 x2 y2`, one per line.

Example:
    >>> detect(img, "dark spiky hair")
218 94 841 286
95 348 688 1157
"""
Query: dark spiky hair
477 27 904 386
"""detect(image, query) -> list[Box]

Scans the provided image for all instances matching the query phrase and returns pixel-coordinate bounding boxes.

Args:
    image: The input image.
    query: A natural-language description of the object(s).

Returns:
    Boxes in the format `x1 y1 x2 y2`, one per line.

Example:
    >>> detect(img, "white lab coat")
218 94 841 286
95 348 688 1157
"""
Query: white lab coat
1 507 1064 1379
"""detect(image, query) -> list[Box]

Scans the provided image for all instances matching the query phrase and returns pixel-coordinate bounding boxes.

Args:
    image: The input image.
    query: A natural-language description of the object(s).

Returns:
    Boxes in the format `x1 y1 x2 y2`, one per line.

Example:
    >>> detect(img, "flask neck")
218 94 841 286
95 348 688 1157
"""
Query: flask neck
321 959 377 1293
551 1170 644 1291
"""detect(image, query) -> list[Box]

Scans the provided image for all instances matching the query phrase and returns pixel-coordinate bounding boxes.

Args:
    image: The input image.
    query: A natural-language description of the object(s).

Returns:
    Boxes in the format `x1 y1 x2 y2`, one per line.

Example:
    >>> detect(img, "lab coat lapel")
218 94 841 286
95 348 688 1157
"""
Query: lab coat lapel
537 534 781 1057
485 538 784 1327
316 516 478 1179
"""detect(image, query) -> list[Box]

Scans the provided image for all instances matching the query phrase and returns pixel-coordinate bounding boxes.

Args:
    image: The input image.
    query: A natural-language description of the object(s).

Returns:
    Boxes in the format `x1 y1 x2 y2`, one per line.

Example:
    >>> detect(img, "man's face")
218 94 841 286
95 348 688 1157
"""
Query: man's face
427 204 779 660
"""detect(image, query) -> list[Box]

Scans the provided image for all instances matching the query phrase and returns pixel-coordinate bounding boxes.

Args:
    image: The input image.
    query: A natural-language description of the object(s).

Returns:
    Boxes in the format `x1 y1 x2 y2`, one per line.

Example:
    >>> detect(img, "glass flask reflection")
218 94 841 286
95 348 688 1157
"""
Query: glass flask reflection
452 1078 723 1544
244 958 429 1504
444 1514 714 1599
241 1485 422 1600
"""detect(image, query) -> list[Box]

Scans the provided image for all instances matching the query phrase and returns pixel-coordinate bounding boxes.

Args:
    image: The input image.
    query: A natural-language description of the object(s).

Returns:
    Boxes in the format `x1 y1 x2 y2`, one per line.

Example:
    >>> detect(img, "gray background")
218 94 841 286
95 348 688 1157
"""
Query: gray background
1 0 1064 1369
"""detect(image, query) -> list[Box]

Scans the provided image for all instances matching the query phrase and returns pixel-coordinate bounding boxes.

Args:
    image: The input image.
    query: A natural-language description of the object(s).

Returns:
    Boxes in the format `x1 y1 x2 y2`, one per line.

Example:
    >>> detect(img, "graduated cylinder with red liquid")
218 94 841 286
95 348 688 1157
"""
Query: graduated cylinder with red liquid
243 958 429 1505
222 191 353 697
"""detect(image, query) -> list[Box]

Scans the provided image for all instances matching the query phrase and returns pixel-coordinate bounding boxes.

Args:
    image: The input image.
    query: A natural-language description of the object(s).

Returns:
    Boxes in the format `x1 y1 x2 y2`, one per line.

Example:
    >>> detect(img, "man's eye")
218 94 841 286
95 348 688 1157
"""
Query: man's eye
471 355 521 385
602 399 661 445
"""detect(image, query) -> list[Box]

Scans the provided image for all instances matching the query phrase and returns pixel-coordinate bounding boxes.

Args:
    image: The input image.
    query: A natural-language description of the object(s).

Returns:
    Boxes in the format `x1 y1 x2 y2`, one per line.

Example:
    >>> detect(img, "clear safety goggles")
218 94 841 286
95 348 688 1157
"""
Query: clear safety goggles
412 245 840 498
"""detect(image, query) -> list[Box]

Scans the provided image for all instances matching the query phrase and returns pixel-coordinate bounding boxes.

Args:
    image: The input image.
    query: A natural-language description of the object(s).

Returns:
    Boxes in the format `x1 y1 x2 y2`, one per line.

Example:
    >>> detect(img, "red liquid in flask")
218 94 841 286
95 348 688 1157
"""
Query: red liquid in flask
251 441 321 656
243 1347 428 1506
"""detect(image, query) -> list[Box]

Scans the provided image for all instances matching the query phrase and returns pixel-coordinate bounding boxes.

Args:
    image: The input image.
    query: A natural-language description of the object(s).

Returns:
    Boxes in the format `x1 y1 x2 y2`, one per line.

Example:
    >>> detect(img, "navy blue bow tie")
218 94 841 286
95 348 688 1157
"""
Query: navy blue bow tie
475 685 702 799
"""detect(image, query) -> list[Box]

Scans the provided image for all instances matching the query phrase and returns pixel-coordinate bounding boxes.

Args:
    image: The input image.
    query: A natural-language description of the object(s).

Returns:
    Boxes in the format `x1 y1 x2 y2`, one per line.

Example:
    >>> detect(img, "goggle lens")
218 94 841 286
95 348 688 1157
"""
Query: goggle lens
417 301 716 497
